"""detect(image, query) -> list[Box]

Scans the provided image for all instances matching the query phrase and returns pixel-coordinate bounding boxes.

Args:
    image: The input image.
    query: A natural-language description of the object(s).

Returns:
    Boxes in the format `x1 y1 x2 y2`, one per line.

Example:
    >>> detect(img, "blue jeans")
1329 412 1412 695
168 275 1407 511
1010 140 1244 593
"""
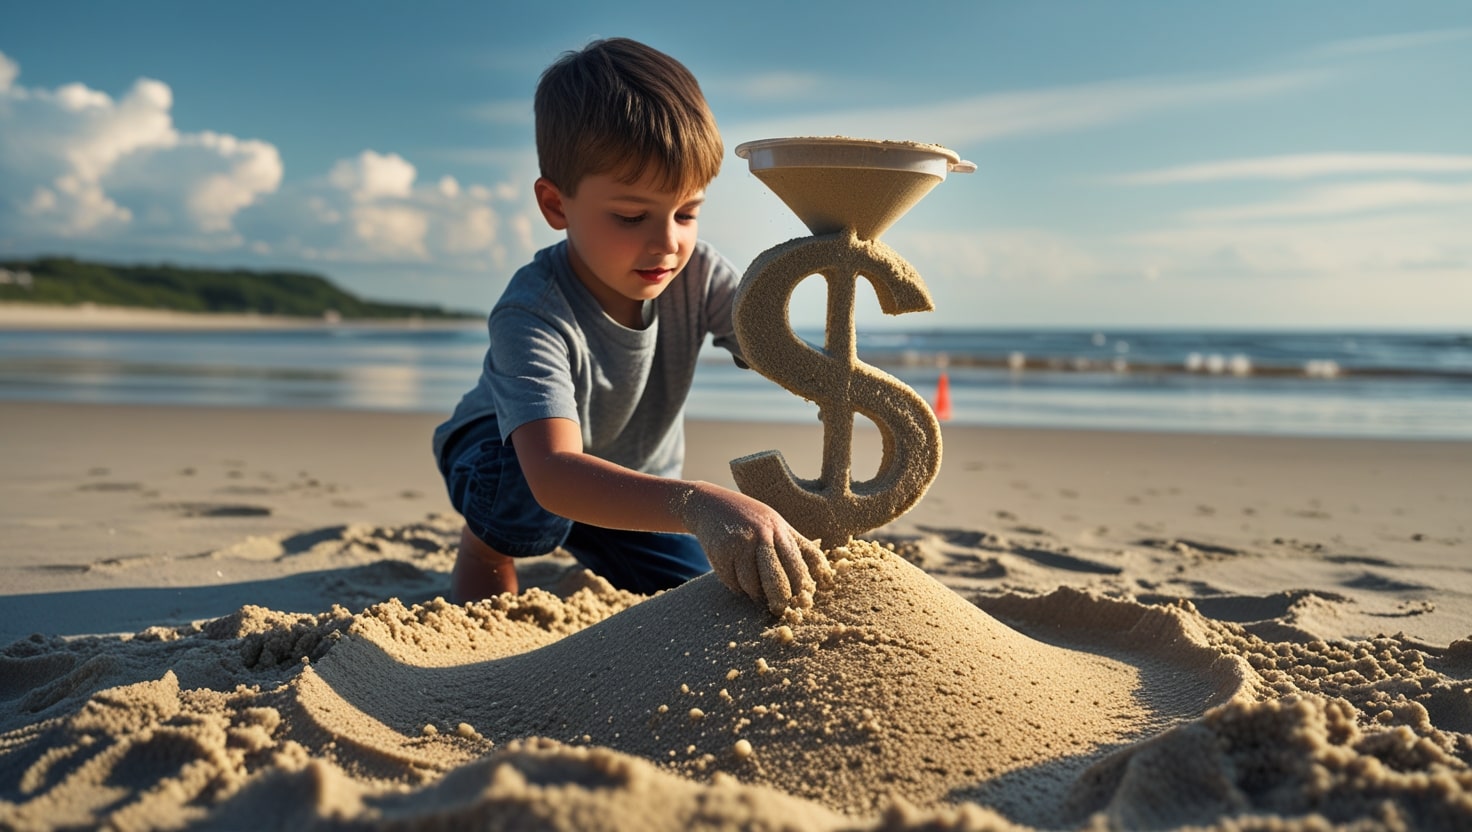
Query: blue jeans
439 418 711 595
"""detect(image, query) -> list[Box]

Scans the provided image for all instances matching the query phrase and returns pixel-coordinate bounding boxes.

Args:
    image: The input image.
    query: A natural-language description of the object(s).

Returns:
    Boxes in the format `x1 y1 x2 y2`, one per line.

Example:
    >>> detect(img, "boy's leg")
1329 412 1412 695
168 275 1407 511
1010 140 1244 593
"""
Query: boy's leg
451 525 519 603
440 417 573 603
562 525 711 596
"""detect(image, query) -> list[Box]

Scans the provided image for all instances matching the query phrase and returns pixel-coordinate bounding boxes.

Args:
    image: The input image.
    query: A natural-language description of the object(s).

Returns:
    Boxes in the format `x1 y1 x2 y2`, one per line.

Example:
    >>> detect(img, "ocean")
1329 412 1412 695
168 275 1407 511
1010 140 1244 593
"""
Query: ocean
0 325 1467 440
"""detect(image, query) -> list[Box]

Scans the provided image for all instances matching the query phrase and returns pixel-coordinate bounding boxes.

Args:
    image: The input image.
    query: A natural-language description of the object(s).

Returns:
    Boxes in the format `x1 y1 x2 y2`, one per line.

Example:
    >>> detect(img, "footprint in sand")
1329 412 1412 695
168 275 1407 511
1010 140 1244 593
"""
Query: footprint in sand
76 482 144 493
1007 545 1122 575
1342 571 1429 593
914 526 998 549
1324 554 1396 567
151 502 272 518
1136 537 1245 559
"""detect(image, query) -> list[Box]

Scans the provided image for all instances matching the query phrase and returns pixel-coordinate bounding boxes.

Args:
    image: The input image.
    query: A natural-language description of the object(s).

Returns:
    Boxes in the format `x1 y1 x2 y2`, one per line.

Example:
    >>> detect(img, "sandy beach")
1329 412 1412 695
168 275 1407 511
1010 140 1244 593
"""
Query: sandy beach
2 400 1469 829
0 303 332 331
0 302 478 332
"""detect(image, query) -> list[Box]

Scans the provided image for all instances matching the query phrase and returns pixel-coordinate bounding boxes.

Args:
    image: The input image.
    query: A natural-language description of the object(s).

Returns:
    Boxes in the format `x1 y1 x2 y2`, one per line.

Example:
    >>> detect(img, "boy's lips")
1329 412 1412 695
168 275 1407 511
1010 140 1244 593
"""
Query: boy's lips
635 267 673 283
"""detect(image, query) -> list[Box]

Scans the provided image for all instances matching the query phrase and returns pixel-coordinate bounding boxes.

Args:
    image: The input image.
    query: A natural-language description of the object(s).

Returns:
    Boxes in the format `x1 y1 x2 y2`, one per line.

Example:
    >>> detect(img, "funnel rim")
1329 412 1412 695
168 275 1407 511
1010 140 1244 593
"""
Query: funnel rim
736 136 966 176
737 136 960 163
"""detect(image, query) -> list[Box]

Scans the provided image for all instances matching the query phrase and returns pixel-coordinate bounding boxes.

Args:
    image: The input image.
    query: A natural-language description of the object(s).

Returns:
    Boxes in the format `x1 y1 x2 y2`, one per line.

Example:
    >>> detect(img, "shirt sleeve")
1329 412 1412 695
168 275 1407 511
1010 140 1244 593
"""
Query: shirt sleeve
701 246 749 369
486 304 580 441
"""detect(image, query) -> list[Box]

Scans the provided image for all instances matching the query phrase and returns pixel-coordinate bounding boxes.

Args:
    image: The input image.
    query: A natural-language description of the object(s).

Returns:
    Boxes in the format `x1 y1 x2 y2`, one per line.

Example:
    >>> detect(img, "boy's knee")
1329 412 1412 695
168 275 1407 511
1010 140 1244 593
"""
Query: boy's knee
452 524 519 603
458 525 502 561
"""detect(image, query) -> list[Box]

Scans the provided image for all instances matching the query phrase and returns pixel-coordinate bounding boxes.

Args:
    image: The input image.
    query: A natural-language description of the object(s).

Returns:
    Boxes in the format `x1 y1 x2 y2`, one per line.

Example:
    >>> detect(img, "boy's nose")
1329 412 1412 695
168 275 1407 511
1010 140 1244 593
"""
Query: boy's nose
649 220 679 254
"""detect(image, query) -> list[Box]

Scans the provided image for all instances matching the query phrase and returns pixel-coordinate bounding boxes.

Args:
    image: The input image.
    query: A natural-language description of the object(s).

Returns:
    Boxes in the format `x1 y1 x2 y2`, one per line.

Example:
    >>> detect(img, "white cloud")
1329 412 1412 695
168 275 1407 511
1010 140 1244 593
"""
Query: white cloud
350 203 430 257
328 150 416 201
103 131 283 235
0 51 539 276
711 71 825 102
1192 178 1472 222
440 204 497 255
808 210 1472 327
1313 27 1472 58
759 202 1472 326
1114 153 1472 185
0 72 177 234
53 81 122 113
421 145 538 171
463 99 533 125
60 79 175 181
1126 210 1472 278
777 207 1466 328
234 148 532 267
29 174 132 234
186 137 282 232
725 69 1326 147
0 52 17 92
900 228 1103 285
510 212 536 254
0 51 279 242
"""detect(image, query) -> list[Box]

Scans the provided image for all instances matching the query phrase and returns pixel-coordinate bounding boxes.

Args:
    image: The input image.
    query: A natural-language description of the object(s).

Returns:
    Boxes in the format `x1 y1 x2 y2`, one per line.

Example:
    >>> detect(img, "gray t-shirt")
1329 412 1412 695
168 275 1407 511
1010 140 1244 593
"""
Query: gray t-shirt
433 239 744 479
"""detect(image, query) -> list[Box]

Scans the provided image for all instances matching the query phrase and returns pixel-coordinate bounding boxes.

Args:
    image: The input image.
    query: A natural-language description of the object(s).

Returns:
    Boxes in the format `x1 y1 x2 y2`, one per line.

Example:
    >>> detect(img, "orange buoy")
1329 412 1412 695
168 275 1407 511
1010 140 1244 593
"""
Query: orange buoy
933 372 952 421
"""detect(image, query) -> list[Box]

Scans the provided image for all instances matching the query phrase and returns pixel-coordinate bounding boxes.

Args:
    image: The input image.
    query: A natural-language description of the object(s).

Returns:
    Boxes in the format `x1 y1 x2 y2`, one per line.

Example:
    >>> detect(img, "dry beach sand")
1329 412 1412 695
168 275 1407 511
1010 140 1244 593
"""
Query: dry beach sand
0 304 331 331
2 401 1470 830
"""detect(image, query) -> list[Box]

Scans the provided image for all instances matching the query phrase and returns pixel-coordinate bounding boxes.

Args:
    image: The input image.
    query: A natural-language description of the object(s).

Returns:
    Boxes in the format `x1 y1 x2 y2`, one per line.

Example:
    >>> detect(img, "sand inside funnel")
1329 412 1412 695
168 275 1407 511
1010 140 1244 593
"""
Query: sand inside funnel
753 167 941 240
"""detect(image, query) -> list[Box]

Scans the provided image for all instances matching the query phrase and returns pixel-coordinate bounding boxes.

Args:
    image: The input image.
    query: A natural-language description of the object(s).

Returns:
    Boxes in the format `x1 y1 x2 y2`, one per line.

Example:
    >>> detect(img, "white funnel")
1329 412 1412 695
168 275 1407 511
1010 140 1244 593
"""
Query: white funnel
736 137 974 240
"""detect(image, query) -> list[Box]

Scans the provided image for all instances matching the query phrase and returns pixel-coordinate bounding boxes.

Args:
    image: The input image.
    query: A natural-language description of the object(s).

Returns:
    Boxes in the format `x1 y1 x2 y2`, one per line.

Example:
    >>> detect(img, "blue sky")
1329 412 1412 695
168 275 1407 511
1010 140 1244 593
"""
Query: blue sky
1 1 1469 328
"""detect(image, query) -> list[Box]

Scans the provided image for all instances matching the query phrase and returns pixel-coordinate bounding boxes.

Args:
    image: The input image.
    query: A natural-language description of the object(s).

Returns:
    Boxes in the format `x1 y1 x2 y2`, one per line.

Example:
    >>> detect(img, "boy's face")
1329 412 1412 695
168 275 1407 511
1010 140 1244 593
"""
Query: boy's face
534 169 703 328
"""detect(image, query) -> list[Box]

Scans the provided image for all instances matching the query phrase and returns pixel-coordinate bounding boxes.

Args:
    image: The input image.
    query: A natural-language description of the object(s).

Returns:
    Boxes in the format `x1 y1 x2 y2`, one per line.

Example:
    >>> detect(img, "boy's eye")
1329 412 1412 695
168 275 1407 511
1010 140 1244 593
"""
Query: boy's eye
613 211 698 224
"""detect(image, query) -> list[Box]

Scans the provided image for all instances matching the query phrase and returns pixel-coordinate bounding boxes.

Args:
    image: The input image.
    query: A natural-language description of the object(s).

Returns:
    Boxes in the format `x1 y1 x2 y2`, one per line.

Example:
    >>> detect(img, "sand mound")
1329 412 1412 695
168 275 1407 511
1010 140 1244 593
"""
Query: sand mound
295 540 1241 819
2 539 1470 830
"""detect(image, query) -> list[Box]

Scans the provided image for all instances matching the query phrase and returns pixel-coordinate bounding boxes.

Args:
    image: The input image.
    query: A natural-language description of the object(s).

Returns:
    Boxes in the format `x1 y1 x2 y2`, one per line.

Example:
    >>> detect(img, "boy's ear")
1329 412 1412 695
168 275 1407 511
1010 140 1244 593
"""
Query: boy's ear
534 177 569 231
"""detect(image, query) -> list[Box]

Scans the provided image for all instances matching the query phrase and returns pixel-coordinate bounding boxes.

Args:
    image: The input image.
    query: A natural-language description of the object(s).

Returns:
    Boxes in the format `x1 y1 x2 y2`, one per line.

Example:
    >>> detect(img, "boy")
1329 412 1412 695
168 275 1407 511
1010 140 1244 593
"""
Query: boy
432 38 828 615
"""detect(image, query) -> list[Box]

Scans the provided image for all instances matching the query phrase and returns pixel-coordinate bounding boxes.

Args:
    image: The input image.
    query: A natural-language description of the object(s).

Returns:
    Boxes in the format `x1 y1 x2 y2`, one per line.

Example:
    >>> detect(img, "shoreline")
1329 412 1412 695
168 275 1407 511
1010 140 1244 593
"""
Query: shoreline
5 299 1465 335
0 393 1465 445
5 310 1468 443
0 301 482 331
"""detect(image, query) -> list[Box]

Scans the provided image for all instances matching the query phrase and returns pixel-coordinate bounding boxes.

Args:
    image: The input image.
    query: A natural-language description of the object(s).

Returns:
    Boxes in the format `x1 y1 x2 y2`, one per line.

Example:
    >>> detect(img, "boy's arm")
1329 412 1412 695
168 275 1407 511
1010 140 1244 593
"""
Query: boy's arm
510 417 831 613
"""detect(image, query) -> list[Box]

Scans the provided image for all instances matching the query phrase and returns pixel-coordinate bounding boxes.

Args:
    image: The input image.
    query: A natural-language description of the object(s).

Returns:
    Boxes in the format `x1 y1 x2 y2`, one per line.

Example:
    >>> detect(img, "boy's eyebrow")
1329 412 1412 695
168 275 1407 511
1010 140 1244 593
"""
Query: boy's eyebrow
609 193 706 207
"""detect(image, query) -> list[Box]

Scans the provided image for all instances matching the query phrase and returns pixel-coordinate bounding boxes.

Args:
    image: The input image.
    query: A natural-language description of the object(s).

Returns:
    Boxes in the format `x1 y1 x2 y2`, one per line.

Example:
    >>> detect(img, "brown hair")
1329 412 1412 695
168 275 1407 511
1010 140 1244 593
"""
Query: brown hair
534 38 722 197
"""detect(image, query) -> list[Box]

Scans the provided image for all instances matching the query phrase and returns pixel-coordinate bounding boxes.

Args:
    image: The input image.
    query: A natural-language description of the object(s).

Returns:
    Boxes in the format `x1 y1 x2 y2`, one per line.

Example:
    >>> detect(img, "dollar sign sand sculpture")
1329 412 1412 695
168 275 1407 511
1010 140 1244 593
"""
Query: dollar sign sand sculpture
730 137 975 546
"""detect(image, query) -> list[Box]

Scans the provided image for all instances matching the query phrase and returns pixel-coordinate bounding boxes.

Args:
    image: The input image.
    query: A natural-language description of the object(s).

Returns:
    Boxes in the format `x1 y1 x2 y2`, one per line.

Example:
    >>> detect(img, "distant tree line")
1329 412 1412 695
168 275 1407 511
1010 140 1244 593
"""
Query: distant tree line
0 257 479 320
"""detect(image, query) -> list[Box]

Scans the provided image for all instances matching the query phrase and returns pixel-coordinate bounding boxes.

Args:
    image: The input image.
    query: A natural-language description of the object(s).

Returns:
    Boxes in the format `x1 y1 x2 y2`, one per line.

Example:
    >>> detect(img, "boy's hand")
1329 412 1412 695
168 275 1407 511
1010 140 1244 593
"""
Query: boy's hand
675 482 833 615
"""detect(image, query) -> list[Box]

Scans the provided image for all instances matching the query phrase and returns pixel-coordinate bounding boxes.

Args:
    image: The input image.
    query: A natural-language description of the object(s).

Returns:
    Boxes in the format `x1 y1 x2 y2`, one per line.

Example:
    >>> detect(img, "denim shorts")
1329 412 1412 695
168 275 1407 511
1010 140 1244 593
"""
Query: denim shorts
439 417 711 595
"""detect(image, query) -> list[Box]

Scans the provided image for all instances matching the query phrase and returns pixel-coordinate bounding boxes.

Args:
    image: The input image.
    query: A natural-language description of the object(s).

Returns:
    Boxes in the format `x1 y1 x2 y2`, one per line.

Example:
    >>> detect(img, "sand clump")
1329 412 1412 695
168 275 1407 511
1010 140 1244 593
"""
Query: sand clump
2 540 1471 830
